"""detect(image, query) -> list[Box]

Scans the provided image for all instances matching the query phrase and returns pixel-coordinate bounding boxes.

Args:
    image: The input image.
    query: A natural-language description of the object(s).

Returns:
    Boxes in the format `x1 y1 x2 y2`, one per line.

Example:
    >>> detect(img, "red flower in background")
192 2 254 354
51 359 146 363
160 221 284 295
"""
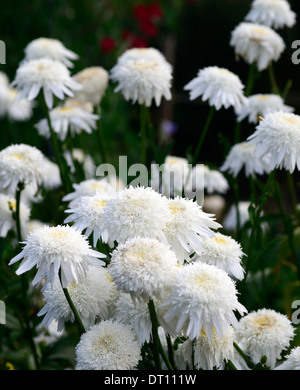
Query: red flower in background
122 29 148 48
99 36 116 53
133 2 163 38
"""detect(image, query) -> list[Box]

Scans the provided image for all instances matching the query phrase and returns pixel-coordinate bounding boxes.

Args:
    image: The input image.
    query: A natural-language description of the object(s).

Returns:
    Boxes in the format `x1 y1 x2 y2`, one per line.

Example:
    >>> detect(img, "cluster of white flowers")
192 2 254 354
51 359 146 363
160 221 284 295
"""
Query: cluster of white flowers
2 4 300 370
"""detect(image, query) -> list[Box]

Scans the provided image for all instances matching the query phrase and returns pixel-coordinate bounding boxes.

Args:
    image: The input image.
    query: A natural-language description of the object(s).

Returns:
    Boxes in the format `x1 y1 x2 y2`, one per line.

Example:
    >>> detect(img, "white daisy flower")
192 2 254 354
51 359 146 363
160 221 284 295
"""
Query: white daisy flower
2 87 33 121
234 308 295 369
191 232 245 280
163 196 221 263
180 327 235 370
245 0 296 30
184 66 247 111
42 157 62 190
24 37 79 68
223 201 251 232
112 293 152 345
236 94 294 124
275 347 300 370
220 142 271 177
72 66 109 106
64 193 112 247
99 186 171 246
0 193 30 238
12 58 82 108
117 47 172 69
38 265 118 332
150 155 190 198
108 237 179 303
110 55 172 107
62 178 117 207
35 105 99 141
75 320 141 370
247 111 300 173
230 22 285 71
0 144 45 195
160 262 247 341
9 224 106 288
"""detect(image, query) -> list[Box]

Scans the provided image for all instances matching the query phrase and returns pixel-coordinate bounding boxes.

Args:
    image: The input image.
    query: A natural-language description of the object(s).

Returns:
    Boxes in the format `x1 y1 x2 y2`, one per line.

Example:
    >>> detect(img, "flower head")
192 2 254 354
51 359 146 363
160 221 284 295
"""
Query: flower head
62 178 117 206
38 265 118 331
230 22 285 71
24 37 79 68
245 0 296 30
236 94 294 124
191 232 245 280
220 142 271 178
75 320 141 370
180 327 235 370
117 47 171 69
0 144 45 195
234 308 295 368
35 105 99 141
110 48 172 106
223 201 251 232
247 111 300 173
72 66 109 106
184 66 247 111
9 225 106 288
12 58 82 108
109 237 179 303
99 186 171 245
163 196 221 263
0 87 33 121
160 262 247 340
0 193 30 238
64 193 112 247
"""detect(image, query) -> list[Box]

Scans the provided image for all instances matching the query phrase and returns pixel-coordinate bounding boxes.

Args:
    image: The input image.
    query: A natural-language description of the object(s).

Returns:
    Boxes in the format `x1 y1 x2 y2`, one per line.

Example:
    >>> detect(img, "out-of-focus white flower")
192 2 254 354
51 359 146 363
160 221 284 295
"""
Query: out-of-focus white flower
9 224 106 288
181 327 235 370
42 157 62 190
220 142 271 178
245 0 296 30
275 347 300 370
35 105 99 141
203 195 226 221
160 262 247 340
0 193 30 238
150 155 190 198
64 148 96 180
2 87 33 121
24 37 79 68
236 94 294 124
109 237 179 303
75 320 141 370
230 22 285 71
223 201 251 232
26 219 49 235
184 66 247 111
62 178 117 207
12 58 82 108
191 232 245 280
64 193 112 247
72 66 109 106
163 196 221 263
247 111 300 173
233 308 295 369
99 186 171 246
110 48 172 107
34 320 64 346
38 265 118 331
0 144 46 195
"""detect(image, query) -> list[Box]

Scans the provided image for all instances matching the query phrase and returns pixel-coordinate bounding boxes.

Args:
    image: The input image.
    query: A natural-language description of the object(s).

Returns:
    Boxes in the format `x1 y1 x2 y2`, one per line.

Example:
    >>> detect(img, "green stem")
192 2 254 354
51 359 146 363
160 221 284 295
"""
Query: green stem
15 182 25 243
246 170 276 277
59 270 85 335
233 342 255 369
287 171 298 216
192 105 215 166
140 104 148 165
245 63 257 97
148 299 162 369
43 99 72 193
268 63 280 95
226 360 238 370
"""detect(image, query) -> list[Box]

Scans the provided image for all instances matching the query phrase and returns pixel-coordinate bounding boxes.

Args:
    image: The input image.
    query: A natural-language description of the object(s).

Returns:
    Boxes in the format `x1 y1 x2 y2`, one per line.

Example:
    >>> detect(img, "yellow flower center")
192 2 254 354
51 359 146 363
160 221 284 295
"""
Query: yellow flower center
252 315 274 330
93 199 107 208
214 236 227 245
168 202 185 215
58 106 74 112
